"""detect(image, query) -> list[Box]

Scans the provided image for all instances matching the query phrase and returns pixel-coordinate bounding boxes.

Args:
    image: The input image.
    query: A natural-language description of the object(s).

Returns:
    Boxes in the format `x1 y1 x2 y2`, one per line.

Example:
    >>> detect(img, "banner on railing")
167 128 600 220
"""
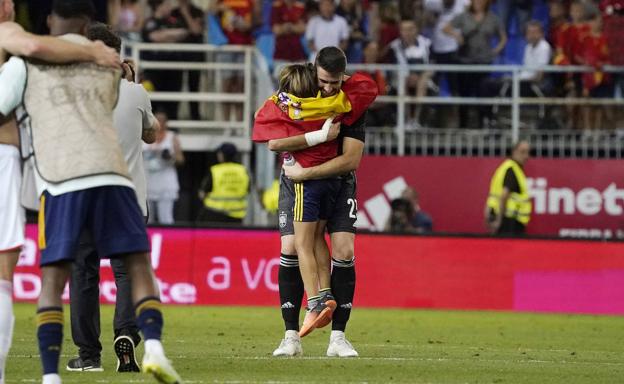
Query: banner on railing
355 156 624 238
14 225 624 315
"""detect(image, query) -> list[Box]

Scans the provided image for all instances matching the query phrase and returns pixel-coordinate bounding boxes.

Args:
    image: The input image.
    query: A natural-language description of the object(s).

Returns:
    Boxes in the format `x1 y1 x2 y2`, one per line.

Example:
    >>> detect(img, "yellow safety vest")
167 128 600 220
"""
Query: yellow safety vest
486 159 532 225
262 179 280 214
203 162 249 219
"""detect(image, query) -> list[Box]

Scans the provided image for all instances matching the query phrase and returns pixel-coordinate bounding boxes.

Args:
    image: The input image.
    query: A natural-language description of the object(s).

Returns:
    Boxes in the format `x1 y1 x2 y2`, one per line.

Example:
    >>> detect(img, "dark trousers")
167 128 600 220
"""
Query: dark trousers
497 217 526 236
433 51 460 96
69 231 140 361
457 71 489 128
187 70 201 121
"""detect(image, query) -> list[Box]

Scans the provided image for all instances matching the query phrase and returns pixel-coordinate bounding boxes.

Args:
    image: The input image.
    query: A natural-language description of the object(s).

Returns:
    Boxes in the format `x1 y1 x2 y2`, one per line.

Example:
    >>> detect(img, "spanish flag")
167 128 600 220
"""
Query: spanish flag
252 72 378 143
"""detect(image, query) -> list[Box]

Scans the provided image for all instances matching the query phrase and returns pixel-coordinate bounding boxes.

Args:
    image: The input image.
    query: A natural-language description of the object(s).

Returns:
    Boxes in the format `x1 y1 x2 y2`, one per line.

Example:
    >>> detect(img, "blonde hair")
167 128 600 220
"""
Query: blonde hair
277 63 318 98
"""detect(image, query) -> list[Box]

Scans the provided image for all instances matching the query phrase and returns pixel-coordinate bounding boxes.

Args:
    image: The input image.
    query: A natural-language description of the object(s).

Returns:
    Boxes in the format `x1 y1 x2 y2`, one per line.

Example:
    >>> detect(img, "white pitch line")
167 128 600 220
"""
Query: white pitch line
9 354 624 367
219 355 624 366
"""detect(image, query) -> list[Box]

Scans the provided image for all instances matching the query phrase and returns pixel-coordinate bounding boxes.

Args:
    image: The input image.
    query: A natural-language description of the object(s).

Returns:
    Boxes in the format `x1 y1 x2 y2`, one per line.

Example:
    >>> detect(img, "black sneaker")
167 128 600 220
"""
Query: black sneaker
66 357 103 372
114 335 140 372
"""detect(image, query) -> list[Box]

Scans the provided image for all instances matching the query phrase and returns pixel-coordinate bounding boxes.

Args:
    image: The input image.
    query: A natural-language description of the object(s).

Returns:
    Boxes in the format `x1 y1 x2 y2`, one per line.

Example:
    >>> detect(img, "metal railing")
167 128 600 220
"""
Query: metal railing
122 43 624 225
348 63 624 157
125 43 624 159
365 128 624 158
125 43 274 154
125 42 275 225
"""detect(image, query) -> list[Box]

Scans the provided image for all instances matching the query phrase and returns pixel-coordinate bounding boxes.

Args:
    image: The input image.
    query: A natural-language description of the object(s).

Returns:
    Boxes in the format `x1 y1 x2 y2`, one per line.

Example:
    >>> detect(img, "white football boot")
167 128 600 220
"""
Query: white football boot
141 340 182 384
272 330 303 357
327 331 359 357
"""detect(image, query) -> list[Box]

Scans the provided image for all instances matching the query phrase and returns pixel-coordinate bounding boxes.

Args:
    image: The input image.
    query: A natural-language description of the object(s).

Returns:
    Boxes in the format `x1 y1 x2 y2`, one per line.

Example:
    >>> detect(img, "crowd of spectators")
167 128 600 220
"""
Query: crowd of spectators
17 0 621 130
12 0 622 132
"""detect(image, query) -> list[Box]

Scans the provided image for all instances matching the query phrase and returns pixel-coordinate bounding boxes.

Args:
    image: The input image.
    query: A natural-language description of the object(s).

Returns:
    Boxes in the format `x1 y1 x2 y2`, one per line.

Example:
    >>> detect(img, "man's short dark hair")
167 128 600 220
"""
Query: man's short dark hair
87 22 121 53
315 46 347 75
52 0 96 19
218 142 238 162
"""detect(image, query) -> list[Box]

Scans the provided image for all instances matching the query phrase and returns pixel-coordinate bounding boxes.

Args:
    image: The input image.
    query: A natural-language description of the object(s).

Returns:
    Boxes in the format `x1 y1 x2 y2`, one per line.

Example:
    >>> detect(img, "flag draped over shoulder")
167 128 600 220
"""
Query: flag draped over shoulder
251 72 378 167
252 72 378 143
339 72 378 125
253 88 351 143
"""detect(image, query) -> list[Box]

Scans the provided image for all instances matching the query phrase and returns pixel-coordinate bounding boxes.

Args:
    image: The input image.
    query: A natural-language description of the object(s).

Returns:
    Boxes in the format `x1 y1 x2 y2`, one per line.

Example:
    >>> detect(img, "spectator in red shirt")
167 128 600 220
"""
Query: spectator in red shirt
271 0 307 69
568 1 592 65
579 13 613 130
554 0 591 129
548 0 571 65
378 1 400 50
212 0 258 121
600 0 624 100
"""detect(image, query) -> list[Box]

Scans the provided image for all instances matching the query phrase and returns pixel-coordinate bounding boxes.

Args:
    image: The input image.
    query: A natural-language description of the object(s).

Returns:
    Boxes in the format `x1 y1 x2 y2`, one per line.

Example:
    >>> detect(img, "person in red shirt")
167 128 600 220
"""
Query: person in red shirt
579 14 613 130
554 0 591 129
568 1 591 65
271 0 307 66
212 0 258 121
548 0 571 65
253 47 377 348
600 0 624 101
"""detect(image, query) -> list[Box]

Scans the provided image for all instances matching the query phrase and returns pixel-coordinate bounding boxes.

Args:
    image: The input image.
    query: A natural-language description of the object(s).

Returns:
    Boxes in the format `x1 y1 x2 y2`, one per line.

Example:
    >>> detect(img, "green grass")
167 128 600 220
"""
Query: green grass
6 303 624 383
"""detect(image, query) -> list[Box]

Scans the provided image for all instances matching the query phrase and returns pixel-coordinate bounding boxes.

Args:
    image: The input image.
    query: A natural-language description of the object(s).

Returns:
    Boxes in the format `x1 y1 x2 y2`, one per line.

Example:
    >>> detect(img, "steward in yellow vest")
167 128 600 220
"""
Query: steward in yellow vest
262 179 280 214
198 143 250 223
485 140 532 235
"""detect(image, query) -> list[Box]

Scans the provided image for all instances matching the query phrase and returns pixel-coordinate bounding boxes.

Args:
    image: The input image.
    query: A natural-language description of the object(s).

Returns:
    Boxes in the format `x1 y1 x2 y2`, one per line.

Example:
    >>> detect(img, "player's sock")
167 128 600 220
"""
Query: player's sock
36 307 64 375
41 373 61 384
319 287 333 299
278 254 304 331
135 296 163 341
331 257 356 332
144 339 165 356
307 295 321 311
0 280 15 382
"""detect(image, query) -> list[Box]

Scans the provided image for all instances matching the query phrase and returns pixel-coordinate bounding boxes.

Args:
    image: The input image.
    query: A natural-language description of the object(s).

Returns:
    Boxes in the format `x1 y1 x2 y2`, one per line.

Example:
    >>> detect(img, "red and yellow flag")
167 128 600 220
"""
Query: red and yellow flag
252 72 378 167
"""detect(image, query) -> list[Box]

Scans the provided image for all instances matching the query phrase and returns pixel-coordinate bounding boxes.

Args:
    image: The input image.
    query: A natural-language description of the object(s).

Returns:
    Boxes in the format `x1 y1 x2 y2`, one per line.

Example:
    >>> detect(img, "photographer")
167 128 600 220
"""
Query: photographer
385 198 415 233
142 111 185 224
385 189 433 234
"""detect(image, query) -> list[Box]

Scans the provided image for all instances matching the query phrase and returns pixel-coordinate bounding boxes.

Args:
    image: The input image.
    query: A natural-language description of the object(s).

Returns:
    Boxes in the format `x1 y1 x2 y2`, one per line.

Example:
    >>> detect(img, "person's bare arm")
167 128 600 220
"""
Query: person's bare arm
0 22 120 67
173 134 185 165
149 28 189 43
442 23 463 45
339 39 348 52
292 20 306 34
268 135 310 152
493 25 508 56
267 121 340 151
489 187 510 233
284 137 364 181
142 119 159 144
180 5 204 35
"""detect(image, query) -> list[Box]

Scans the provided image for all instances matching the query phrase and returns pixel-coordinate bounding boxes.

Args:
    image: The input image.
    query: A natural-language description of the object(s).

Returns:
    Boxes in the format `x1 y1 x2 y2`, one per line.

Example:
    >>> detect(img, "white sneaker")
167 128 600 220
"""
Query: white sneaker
272 330 303 357
141 343 182 384
327 331 358 357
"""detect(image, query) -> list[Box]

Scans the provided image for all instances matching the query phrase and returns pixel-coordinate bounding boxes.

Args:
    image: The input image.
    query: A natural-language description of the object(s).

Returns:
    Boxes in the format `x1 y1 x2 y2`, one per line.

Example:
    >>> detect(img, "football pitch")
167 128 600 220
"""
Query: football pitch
6 303 624 383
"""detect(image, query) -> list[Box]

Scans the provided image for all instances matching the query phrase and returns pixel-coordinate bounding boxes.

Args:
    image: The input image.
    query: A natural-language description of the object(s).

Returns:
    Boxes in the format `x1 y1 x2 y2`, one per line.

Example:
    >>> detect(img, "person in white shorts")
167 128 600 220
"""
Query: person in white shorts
0 126 24 384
